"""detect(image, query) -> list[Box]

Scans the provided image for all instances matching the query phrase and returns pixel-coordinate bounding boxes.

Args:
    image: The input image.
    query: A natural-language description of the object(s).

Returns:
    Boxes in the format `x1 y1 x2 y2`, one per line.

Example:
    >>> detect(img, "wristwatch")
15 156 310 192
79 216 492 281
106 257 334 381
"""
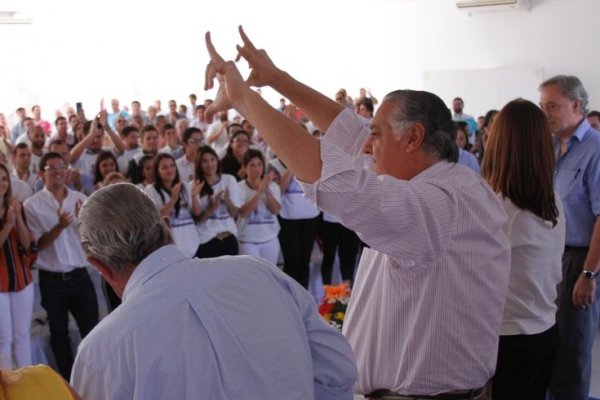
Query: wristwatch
581 269 599 280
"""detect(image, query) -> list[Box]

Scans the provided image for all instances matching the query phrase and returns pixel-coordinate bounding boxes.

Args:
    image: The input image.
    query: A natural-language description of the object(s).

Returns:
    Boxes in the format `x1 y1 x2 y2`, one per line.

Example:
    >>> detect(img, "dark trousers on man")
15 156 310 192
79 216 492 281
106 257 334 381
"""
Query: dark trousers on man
39 268 99 379
549 248 600 400
278 216 319 289
492 324 558 399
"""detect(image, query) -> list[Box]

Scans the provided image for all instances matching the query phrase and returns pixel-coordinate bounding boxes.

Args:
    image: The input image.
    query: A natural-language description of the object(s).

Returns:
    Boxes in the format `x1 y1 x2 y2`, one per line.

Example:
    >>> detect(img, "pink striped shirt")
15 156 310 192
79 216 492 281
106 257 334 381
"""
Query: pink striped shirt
302 109 510 395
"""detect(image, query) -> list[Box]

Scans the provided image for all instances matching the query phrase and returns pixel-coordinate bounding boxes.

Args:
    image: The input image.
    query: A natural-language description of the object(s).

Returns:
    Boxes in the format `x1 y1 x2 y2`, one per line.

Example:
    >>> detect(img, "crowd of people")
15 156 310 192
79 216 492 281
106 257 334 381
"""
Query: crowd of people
0 27 598 400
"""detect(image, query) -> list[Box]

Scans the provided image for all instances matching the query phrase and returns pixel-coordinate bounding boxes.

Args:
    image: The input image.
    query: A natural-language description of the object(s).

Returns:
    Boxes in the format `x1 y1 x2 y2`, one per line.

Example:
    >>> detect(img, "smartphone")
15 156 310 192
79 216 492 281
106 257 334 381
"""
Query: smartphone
76 102 83 114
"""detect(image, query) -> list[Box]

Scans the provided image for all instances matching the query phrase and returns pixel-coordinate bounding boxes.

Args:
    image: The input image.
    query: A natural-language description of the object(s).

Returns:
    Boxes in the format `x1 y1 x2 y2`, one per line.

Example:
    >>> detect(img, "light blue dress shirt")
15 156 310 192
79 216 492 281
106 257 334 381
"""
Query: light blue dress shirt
553 119 600 246
71 245 357 400
457 149 481 174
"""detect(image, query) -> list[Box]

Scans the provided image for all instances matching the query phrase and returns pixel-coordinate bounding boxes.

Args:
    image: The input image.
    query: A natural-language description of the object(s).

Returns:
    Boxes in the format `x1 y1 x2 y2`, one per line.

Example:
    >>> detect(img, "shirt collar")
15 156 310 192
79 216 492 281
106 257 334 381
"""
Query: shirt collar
411 161 454 181
122 244 187 302
571 117 591 142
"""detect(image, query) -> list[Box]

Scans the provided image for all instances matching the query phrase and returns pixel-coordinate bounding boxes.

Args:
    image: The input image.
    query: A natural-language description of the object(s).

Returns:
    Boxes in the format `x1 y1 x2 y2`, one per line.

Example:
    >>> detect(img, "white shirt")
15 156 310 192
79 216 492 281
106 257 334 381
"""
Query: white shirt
269 159 319 220
71 245 357 400
207 121 229 156
117 148 142 174
11 178 34 202
301 108 510 395
499 194 565 335
175 155 195 183
145 182 200 257
24 187 89 272
236 180 281 243
195 174 242 244
12 169 39 192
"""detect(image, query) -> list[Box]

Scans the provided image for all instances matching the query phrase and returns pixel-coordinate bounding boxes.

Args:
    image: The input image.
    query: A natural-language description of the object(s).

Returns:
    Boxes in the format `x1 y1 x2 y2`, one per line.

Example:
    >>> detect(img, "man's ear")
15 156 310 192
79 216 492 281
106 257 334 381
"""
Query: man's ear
405 122 426 153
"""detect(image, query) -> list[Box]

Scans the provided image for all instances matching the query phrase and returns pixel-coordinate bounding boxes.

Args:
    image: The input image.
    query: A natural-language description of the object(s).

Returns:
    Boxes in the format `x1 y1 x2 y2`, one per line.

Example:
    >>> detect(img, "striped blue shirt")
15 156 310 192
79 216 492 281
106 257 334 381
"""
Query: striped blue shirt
553 118 600 246
71 245 357 400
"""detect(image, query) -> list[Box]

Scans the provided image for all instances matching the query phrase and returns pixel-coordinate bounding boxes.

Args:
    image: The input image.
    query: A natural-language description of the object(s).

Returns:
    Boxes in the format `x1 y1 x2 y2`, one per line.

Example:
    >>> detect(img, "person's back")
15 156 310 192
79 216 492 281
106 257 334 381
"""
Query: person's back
72 249 355 399
71 184 356 400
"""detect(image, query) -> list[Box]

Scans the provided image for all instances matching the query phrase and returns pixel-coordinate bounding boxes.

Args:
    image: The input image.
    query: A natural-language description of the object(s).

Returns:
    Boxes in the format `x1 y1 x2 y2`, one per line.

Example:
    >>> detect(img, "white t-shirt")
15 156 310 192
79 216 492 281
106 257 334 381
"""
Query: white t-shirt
145 182 200 257
176 155 195 183
195 174 241 244
24 187 89 272
499 194 566 335
207 121 229 157
117 148 142 173
236 180 281 243
267 158 319 220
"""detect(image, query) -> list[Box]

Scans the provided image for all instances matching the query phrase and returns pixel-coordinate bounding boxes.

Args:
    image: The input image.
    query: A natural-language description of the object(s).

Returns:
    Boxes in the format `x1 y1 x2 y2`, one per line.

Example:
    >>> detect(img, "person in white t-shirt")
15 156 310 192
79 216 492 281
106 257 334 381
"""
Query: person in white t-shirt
193 145 241 258
145 153 202 257
481 99 565 400
237 149 281 265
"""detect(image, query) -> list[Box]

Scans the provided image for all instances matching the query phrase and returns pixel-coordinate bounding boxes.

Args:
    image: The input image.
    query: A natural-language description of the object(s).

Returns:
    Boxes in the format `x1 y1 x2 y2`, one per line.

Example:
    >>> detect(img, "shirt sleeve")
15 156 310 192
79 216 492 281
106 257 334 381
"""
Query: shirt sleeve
23 199 44 242
586 148 600 217
283 275 357 399
323 108 371 159
301 140 455 263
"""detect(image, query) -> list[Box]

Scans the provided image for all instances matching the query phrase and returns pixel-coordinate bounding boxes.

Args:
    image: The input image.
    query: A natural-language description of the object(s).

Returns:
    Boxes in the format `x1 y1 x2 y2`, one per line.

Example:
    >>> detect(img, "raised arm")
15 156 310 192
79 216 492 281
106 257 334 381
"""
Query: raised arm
204 32 322 183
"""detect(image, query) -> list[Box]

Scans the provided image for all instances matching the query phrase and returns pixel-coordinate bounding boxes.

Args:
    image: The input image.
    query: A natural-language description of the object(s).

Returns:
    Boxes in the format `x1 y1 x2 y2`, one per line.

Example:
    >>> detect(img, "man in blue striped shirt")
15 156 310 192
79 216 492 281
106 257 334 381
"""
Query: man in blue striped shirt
72 183 357 400
540 75 600 400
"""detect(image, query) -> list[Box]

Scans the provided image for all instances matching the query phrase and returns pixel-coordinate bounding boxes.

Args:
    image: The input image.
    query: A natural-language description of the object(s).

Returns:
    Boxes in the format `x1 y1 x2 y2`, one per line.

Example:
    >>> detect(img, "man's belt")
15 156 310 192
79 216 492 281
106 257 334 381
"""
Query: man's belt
366 383 489 400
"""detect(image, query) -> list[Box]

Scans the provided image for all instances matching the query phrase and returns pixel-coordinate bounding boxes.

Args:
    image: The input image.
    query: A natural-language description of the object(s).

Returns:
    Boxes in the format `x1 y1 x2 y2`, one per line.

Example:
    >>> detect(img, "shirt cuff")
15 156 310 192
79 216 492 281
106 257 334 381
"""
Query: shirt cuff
300 139 360 204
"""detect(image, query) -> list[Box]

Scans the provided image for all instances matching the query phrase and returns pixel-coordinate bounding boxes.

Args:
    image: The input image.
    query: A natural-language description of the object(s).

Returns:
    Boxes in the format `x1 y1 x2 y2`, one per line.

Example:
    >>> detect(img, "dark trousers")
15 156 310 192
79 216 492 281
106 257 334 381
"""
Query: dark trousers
278 216 319 289
549 248 600 400
319 220 360 285
492 324 559 400
194 234 239 259
38 268 99 379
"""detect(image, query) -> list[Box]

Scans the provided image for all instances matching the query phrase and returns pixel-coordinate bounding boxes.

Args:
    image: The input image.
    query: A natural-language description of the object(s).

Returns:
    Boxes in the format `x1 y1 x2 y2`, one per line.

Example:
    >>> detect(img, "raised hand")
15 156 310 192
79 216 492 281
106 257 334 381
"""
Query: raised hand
75 199 83 219
171 182 182 199
57 210 74 229
204 31 252 120
258 175 272 193
5 204 16 227
191 180 205 197
235 25 282 88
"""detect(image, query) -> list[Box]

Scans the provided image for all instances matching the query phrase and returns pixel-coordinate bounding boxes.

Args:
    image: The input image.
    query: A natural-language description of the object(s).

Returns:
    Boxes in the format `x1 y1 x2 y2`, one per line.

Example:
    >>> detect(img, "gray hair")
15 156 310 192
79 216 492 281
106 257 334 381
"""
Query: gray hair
540 75 589 115
383 90 458 162
77 183 172 274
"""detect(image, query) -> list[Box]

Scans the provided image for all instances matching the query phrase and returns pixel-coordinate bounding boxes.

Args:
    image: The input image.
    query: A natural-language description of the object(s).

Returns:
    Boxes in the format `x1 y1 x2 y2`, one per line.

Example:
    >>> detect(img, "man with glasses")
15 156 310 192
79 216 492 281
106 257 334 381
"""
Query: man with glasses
540 75 600 400
24 152 99 379
176 127 203 182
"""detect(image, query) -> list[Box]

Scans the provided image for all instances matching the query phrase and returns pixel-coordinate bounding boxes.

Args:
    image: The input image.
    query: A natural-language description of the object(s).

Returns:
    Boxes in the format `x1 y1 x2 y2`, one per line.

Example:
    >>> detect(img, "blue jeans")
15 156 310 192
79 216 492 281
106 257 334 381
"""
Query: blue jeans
549 248 600 400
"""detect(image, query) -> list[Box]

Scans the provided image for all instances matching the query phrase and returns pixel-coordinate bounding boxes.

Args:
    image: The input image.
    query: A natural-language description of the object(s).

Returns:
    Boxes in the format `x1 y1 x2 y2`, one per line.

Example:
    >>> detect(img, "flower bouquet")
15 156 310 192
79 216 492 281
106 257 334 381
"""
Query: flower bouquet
318 283 351 332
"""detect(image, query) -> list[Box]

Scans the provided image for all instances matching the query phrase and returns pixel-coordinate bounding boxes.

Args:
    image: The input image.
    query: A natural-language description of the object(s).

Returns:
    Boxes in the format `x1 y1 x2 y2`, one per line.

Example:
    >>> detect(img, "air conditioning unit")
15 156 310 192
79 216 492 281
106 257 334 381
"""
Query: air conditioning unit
0 10 32 24
456 0 530 14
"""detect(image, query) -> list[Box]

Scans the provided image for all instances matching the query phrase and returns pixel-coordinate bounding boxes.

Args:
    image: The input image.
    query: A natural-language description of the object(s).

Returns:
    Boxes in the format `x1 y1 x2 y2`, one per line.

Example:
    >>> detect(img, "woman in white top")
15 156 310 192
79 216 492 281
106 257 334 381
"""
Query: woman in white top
237 149 281 265
145 153 202 257
268 157 319 289
482 99 565 400
193 145 241 258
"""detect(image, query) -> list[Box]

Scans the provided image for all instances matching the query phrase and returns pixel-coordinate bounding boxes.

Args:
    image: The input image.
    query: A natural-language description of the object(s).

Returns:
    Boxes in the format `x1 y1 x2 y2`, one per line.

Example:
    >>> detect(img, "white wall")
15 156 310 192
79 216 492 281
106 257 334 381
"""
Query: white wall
0 0 598 122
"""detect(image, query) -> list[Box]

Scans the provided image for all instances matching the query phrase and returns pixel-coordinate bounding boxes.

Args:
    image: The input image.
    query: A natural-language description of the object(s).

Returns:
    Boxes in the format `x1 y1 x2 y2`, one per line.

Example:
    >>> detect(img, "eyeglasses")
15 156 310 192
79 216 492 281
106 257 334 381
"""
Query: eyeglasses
189 137 203 144
44 164 69 171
